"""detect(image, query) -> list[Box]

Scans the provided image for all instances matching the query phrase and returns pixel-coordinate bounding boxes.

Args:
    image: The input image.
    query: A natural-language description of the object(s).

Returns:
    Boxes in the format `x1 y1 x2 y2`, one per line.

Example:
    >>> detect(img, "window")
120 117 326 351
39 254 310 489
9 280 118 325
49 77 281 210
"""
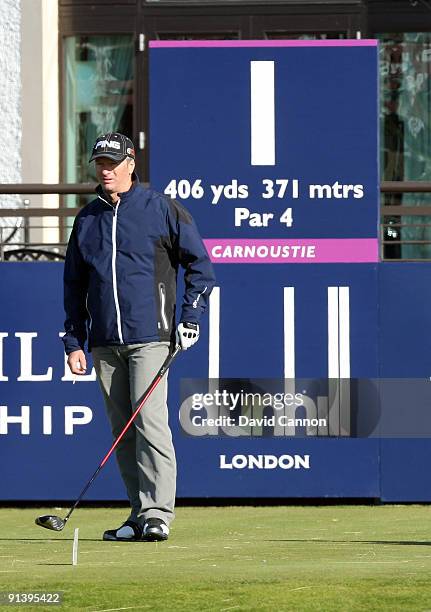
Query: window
63 35 134 211
378 33 431 259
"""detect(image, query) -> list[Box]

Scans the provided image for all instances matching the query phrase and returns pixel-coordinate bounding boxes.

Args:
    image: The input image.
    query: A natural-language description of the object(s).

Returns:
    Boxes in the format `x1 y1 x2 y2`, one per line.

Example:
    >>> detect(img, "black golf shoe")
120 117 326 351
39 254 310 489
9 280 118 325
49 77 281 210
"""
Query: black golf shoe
142 518 169 542
103 520 143 541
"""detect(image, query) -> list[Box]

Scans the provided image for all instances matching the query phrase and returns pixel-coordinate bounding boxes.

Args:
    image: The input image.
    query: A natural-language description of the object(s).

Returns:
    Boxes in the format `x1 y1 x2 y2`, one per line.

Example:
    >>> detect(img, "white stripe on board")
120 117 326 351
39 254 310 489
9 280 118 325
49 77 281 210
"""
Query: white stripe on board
208 287 220 379
338 287 351 436
250 61 275 166
283 287 295 379
327 287 340 379
338 287 350 378
283 287 296 436
328 287 340 435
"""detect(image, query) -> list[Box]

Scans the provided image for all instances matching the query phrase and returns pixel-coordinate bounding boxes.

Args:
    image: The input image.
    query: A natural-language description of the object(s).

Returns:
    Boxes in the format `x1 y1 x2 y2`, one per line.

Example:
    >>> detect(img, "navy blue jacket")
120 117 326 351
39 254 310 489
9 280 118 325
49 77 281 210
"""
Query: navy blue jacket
63 178 215 354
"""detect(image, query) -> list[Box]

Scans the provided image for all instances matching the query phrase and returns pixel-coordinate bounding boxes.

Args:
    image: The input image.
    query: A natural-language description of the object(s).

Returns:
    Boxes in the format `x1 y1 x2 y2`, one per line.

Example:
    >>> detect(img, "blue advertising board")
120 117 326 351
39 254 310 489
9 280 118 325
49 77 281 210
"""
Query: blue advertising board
1 261 431 500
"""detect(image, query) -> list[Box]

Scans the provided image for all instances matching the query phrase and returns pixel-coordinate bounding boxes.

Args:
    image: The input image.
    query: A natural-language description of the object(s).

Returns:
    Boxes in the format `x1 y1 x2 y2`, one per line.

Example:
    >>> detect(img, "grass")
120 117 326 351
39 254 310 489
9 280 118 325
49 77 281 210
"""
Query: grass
0 505 431 611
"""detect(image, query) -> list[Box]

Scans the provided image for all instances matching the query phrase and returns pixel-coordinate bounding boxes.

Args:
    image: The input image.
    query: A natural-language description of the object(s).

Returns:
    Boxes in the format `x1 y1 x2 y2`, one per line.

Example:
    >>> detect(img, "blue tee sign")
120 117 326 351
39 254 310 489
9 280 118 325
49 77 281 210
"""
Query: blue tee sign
150 39 379 264
149 39 381 498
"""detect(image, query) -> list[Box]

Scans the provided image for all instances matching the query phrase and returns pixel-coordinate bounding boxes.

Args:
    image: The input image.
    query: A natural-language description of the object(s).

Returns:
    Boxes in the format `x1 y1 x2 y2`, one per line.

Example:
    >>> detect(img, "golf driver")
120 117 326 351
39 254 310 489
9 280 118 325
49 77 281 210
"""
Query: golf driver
36 344 182 531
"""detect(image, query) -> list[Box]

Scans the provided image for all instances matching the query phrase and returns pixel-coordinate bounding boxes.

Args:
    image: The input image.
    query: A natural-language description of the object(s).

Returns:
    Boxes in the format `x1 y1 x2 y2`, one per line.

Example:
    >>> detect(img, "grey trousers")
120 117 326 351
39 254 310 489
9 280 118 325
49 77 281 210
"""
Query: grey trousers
92 342 176 526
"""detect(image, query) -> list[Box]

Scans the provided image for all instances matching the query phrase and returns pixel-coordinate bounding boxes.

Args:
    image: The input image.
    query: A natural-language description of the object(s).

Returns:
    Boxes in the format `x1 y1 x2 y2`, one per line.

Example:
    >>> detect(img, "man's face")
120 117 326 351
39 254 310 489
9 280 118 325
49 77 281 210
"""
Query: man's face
94 157 134 194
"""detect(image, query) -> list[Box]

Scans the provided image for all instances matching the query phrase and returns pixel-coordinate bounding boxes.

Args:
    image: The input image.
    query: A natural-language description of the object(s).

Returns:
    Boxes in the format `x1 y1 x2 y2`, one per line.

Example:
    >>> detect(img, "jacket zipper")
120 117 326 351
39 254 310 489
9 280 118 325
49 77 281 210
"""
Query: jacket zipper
111 200 124 343
158 282 169 331
85 294 93 331
99 195 124 344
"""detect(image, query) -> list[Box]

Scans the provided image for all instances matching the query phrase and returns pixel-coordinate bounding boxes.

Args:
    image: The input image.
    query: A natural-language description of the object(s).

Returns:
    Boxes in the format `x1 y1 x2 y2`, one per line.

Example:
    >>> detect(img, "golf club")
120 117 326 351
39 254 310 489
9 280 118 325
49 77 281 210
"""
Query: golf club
35 344 182 531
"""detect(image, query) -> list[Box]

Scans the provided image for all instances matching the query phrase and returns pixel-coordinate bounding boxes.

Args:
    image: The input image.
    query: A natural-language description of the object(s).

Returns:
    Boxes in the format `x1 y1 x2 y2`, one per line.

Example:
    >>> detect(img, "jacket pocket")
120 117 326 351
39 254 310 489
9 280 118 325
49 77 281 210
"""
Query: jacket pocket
158 282 169 332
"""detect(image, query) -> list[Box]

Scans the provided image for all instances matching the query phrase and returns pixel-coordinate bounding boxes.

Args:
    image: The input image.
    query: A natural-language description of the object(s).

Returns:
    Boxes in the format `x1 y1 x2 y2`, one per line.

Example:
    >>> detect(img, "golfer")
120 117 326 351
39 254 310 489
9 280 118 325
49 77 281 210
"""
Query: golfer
62 132 215 542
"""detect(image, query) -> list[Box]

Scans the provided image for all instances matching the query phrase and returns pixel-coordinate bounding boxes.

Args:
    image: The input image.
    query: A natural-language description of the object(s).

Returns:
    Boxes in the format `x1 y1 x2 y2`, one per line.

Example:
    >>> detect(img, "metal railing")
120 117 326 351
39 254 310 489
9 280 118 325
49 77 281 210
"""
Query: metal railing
1 181 431 261
0 183 95 261
380 182 431 261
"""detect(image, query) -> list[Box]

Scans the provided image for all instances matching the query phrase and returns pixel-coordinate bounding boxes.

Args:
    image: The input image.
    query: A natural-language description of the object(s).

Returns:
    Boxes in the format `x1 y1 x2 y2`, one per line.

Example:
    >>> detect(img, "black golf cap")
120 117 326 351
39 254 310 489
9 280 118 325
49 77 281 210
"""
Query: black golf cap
89 132 135 163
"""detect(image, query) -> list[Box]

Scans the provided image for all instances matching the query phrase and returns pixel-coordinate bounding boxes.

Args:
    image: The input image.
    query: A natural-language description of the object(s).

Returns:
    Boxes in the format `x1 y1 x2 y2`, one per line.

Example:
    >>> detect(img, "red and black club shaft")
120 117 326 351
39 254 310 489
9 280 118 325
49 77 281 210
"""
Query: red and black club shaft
36 344 181 531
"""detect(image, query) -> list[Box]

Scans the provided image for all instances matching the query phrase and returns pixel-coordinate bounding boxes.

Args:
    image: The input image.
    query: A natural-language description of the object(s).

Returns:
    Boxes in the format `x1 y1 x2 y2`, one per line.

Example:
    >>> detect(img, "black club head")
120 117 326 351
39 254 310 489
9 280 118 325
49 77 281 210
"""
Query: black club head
35 515 66 531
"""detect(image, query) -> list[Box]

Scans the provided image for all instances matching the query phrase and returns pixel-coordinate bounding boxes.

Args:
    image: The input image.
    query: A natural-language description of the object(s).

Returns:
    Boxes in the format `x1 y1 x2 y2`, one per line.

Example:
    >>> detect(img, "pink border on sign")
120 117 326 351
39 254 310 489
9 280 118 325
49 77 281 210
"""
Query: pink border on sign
203 239 379 264
149 40 377 48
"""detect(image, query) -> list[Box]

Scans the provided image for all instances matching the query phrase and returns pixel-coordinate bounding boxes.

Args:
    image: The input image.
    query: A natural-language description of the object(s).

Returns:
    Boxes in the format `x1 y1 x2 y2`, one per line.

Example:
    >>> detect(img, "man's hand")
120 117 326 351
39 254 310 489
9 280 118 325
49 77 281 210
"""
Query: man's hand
177 322 199 350
67 349 87 375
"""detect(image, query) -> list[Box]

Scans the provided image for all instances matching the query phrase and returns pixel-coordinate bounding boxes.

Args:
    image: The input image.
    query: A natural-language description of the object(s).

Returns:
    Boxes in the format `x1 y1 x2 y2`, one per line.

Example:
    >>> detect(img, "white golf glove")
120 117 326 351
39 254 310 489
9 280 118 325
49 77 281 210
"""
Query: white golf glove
177 322 199 350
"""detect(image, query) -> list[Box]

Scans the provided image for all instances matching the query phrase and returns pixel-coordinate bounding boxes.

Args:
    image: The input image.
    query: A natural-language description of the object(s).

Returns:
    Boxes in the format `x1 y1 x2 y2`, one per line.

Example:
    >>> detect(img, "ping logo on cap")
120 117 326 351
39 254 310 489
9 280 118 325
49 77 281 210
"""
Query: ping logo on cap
95 140 121 150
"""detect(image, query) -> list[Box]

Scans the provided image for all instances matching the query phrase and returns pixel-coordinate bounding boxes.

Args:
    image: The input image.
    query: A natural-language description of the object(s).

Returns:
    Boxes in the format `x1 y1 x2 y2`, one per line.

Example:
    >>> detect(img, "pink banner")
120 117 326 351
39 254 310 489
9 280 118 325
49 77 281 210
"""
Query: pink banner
203 239 379 264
